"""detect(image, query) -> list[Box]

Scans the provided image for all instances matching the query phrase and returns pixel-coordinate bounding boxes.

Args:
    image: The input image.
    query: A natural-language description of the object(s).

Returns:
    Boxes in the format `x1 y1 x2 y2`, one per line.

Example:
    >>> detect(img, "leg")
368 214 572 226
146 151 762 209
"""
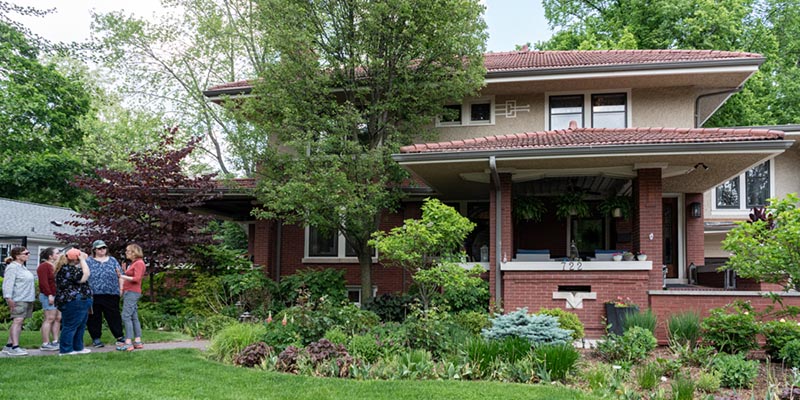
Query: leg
132 300 142 341
121 292 135 342
9 317 23 346
59 302 80 354
104 294 124 342
52 310 62 343
72 298 91 352
42 310 56 343
86 296 104 341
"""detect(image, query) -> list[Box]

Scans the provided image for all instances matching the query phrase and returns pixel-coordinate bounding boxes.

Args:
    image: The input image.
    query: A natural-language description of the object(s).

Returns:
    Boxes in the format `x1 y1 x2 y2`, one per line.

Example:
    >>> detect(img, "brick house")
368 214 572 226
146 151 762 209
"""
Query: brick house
204 50 797 338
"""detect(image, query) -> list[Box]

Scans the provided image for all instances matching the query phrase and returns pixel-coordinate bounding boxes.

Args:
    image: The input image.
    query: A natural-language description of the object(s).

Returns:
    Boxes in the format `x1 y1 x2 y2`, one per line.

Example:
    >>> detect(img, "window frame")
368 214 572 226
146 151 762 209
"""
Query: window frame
711 159 775 215
546 89 632 130
436 96 495 127
346 285 378 308
303 226 377 263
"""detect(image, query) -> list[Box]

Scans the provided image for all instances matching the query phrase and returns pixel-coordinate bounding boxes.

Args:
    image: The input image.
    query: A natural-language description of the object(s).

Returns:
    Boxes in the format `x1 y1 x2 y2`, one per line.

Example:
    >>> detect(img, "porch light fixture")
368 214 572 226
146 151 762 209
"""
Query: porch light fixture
690 202 702 218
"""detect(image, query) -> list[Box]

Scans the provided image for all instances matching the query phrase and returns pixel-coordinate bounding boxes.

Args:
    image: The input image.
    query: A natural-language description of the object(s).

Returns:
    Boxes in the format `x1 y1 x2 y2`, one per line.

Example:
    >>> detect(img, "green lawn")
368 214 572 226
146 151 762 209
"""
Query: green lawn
2 328 192 348
0 349 596 400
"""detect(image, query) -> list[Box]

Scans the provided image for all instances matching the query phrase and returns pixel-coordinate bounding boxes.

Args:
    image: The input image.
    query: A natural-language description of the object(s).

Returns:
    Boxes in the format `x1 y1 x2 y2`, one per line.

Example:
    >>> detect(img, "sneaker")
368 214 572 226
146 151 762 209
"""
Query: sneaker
40 343 59 351
116 343 133 352
2 345 12 354
92 339 104 348
59 352 77 356
7 347 28 356
75 348 92 354
133 341 144 349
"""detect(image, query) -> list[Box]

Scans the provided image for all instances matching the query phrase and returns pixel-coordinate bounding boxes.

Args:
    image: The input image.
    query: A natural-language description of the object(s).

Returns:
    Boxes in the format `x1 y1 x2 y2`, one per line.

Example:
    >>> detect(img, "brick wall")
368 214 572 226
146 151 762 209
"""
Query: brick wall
634 169 664 290
489 173 513 301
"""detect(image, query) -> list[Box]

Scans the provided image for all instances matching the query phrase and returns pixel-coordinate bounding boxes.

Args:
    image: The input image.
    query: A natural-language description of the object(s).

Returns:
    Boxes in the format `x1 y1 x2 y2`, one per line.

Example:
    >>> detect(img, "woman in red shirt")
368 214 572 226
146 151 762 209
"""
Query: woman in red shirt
37 247 61 351
116 244 146 351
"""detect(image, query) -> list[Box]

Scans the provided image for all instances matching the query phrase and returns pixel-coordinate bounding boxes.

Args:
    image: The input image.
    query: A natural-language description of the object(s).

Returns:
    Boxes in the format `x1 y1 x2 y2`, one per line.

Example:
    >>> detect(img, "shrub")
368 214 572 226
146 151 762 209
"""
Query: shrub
595 326 657 364
23 309 44 331
323 327 348 345
280 268 347 306
537 307 585 340
635 361 661 390
276 345 302 374
305 338 353 377
712 353 759 388
532 343 579 382
363 293 414 322
233 341 273 368
464 336 531 378
622 308 657 335
701 301 760 354
208 322 268 363
403 307 459 356
329 304 380 335
451 310 491 335
670 374 696 400
349 334 381 363
672 342 716 368
482 308 573 346
366 322 408 359
433 264 489 313
695 370 722 393
762 319 800 358
667 311 701 347
779 339 800 368
198 314 238 339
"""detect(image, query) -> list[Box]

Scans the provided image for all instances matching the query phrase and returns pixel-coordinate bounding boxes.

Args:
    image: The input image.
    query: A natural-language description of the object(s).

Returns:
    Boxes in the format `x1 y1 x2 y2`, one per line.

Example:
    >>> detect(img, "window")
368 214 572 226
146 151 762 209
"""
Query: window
347 286 378 307
306 226 376 260
714 160 771 210
548 91 629 130
436 97 495 127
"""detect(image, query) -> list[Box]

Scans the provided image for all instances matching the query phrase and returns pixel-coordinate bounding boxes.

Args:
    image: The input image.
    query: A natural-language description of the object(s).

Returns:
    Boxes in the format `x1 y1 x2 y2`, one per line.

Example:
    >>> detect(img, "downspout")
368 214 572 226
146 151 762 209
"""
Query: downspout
490 156 502 306
694 87 742 128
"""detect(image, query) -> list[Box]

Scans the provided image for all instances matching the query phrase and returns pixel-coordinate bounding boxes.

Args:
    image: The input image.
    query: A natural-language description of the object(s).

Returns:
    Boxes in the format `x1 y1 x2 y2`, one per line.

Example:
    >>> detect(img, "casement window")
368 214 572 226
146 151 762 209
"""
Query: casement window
713 160 772 211
548 91 629 130
305 226 376 261
437 97 495 127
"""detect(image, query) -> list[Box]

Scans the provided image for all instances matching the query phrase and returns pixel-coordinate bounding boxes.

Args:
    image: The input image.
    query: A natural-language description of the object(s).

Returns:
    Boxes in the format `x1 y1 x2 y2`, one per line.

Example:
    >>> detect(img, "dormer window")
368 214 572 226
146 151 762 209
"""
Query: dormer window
437 96 495 127
548 90 630 130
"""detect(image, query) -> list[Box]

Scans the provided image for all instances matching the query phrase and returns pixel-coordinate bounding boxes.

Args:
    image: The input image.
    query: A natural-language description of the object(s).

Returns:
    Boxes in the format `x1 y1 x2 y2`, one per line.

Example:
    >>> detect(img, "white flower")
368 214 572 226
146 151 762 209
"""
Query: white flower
661 376 668 382
612 365 622 370
781 318 787 323
744 311 749 315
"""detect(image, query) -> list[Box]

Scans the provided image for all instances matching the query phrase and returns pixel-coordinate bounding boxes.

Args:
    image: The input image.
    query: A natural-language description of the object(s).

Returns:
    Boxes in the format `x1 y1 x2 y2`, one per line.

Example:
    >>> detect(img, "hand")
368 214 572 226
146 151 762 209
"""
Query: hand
79 251 88 260
48 296 54 306
6 300 15 310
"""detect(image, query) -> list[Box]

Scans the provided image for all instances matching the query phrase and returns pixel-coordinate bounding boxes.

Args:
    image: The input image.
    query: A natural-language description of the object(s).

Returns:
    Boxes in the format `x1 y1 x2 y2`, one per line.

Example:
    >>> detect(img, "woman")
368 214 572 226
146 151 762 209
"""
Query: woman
2 246 35 356
37 247 62 351
55 248 93 355
117 244 146 351
86 240 124 348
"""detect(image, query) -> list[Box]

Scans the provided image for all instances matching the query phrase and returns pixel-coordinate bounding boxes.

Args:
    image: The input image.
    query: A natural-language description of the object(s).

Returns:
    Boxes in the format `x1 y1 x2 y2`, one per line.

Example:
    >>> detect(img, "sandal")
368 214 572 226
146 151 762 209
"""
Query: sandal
133 341 144 349
116 343 133 352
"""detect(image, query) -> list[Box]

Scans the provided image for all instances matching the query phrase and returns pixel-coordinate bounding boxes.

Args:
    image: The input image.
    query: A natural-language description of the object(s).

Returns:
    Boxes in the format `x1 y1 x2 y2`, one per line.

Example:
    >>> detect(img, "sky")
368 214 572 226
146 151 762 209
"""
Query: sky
11 0 553 52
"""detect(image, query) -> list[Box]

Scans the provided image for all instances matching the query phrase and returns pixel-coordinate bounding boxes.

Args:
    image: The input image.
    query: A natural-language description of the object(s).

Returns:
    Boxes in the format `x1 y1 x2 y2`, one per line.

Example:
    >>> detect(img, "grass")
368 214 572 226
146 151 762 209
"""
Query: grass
0 349 598 400
1 328 191 349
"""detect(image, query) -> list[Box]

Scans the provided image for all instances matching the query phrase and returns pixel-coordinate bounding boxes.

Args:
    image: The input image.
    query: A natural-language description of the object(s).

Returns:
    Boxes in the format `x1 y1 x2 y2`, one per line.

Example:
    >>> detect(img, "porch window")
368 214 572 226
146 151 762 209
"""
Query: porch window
591 93 627 128
713 160 771 210
437 97 495 127
550 95 584 129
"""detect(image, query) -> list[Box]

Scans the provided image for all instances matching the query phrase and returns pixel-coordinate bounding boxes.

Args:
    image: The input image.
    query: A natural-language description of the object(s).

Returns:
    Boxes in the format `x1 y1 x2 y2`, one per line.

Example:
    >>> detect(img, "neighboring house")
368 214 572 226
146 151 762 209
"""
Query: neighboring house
0 198 80 273
204 50 797 338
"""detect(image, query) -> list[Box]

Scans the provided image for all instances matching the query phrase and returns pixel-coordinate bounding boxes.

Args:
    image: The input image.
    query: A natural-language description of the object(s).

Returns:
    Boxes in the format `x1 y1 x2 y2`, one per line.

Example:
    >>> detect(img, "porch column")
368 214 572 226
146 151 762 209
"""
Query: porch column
489 173 513 305
684 193 705 269
633 168 664 290
253 219 278 280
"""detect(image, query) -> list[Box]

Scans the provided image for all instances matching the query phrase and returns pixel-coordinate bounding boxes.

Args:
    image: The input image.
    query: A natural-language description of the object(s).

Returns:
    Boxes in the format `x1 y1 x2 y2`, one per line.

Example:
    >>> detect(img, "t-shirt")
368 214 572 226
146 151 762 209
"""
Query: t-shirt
122 259 146 294
55 264 92 308
86 256 121 295
37 262 57 297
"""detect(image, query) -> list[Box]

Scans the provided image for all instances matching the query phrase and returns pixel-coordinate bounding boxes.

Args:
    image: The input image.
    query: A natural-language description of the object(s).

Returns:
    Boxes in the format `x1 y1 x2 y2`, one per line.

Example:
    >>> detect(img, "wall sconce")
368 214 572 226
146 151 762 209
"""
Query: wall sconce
690 202 702 218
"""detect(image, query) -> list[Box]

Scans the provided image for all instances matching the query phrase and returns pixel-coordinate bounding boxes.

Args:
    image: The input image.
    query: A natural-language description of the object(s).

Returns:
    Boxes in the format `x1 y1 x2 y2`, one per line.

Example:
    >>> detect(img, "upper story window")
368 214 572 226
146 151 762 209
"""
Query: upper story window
714 160 772 211
436 97 495 127
548 91 629 130
305 226 375 261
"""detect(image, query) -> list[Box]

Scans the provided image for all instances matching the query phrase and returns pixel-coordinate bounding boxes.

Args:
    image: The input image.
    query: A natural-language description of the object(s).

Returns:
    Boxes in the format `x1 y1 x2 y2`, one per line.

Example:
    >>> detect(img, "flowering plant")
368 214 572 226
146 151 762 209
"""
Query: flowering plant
612 252 622 256
606 296 637 308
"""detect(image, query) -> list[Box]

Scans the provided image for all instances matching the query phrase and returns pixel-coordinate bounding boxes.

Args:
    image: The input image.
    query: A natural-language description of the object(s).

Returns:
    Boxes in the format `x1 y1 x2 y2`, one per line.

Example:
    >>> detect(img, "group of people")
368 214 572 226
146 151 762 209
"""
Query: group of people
2 240 146 356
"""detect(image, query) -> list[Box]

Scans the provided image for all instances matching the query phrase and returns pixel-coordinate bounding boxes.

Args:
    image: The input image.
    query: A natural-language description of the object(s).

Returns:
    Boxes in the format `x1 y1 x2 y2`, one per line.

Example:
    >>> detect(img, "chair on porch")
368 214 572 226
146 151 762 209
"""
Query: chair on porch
515 249 551 261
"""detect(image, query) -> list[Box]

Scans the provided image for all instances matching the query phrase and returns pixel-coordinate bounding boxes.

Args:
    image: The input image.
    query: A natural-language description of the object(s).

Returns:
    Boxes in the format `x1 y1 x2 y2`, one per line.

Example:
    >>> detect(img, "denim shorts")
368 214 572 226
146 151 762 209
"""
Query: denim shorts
39 293 58 311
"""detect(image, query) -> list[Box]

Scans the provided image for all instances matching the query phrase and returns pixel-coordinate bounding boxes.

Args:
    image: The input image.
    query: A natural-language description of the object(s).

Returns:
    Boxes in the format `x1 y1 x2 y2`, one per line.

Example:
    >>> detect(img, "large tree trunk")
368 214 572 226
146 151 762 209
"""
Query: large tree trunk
358 252 373 307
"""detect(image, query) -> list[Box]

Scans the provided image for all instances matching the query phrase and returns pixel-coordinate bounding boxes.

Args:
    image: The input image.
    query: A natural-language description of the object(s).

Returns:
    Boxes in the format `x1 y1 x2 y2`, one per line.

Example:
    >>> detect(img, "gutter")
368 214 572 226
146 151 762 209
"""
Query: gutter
694 87 743 127
489 156 502 306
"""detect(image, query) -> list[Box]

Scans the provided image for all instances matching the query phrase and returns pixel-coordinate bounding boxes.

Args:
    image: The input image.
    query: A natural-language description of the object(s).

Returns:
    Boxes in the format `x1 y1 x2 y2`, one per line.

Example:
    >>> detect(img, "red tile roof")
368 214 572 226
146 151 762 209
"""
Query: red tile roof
206 50 761 92
399 127 785 154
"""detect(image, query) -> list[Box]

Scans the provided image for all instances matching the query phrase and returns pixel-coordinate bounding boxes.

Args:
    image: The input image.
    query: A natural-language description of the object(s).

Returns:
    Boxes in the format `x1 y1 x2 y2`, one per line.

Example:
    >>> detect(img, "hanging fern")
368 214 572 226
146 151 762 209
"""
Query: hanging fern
514 196 547 222
555 191 590 220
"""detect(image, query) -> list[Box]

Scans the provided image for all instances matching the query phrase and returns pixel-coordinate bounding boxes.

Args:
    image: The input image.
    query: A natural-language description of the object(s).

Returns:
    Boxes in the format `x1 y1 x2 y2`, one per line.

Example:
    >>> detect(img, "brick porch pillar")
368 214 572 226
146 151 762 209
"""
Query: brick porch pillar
633 168 664 290
489 173 513 306
252 219 278 279
685 193 705 270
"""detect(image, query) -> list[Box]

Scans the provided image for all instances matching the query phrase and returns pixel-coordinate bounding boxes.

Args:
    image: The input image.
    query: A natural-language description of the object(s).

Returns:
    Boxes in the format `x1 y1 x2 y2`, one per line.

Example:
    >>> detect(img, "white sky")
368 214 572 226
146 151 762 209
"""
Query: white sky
11 0 552 52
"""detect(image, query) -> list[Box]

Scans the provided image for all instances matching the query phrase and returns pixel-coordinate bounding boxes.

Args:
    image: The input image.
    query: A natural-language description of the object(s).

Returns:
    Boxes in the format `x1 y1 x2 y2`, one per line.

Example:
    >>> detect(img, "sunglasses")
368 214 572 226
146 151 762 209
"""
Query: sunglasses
96 247 108 250
21 252 30 255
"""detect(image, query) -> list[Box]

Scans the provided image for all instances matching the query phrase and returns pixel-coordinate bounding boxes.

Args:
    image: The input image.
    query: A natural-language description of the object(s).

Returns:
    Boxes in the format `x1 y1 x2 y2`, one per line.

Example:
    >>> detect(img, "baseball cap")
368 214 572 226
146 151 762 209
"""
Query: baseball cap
66 248 81 261
92 240 107 249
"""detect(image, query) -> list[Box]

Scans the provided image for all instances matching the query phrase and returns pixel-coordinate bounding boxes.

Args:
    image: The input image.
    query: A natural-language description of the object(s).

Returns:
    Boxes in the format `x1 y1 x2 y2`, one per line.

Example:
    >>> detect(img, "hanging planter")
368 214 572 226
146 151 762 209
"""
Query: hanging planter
513 196 547 222
599 195 632 220
556 191 590 220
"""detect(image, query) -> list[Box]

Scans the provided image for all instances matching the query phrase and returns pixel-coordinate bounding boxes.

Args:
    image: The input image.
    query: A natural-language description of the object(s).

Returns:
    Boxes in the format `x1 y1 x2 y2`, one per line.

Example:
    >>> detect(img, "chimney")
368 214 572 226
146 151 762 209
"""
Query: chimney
568 120 578 130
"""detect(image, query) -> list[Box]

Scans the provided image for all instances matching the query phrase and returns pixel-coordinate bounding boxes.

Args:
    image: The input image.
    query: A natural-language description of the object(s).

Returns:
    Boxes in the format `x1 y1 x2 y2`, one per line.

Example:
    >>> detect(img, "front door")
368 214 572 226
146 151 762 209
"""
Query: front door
662 198 679 278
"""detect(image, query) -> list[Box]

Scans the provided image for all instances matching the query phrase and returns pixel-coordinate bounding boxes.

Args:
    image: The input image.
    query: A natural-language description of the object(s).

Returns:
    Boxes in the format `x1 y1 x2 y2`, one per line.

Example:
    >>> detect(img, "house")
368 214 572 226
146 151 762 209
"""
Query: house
0 198 80 273
204 50 797 338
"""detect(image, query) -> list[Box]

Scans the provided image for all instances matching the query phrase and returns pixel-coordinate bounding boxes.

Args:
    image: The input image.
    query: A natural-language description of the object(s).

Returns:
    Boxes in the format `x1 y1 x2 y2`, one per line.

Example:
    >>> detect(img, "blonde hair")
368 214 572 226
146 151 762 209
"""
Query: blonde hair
126 244 144 260
54 254 73 276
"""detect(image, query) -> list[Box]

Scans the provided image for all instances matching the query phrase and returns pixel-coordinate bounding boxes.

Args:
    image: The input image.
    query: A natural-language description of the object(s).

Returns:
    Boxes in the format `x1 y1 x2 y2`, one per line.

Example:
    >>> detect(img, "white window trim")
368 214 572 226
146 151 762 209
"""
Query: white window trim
436 96 496 127
303 226 377 263
710 159 775 217
346 285 378 308
545 89 632 130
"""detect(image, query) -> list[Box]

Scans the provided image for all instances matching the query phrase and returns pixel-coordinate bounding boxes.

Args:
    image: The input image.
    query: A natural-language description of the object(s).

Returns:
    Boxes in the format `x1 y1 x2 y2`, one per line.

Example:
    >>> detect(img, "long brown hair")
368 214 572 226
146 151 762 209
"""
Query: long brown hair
9 246 27 262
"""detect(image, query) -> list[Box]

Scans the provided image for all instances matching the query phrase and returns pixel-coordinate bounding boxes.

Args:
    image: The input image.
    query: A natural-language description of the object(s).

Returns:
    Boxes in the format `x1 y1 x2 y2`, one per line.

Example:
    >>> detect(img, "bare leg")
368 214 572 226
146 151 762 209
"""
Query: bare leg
9 317 23 346
52 311 62 342
42 310 56 343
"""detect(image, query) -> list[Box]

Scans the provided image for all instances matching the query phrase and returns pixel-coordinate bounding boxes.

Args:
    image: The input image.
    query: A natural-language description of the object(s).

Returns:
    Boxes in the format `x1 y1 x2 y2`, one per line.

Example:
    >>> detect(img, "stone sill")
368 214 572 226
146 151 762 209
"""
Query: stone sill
501 260 652 271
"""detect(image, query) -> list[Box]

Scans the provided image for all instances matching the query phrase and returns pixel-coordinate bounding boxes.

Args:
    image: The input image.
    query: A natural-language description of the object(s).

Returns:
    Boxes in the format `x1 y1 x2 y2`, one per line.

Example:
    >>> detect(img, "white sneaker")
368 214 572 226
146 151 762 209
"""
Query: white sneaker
40 343 59 351
59 351 78 356
7 347 28 356
1 345 11 355
75 348 91 354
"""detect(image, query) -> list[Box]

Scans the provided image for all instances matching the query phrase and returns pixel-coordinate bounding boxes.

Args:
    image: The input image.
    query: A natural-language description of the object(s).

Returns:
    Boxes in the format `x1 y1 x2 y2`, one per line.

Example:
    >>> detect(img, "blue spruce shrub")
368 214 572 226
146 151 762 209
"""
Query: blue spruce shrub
482 308 573 346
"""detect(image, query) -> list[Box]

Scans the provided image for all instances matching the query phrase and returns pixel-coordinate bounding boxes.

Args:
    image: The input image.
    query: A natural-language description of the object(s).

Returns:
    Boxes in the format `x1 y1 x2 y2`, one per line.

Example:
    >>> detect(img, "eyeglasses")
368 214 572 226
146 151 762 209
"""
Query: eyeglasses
97 247 107 250
21 252 30 255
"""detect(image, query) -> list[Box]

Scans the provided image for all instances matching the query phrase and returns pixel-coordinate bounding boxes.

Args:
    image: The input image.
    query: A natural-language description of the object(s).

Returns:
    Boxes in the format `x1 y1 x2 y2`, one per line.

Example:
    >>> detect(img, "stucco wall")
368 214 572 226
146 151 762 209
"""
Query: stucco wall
631 87 695 128
775 142 800 198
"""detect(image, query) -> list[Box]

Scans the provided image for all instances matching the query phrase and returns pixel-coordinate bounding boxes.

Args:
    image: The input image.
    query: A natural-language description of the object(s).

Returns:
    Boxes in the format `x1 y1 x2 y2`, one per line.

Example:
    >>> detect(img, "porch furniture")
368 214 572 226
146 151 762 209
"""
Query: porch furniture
514 249 551 261
590 249 621 261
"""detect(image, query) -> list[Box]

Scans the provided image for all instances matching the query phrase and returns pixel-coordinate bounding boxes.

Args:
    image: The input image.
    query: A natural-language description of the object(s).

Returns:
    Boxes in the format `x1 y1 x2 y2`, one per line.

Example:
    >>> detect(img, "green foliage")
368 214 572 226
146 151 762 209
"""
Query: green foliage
185 274 237 318
482 308 573 346
598 195 632 220
722 194 800 290
555 190 590 219
667 311 702 348
22 309 44 331
672 342 717 368
762 319 800 358
413 262 487 311
670 374 696 400
464 336 531 378
514 196 547 222
537 308 585 340
403 307 457 356
634 362 661 390
197 314 238 339
581 362 615 393
532 343 579 382
712 353 759 388
364 293 414 322
779 339 800 368
701 301 760 354
622 308 657 335
221 267 279 317
695 370 722 393
451 310 491 335
279 268 347 306
349 334 381 363
595 326 657 364
206 220 249 251
207 322 268 363
323 327 348 346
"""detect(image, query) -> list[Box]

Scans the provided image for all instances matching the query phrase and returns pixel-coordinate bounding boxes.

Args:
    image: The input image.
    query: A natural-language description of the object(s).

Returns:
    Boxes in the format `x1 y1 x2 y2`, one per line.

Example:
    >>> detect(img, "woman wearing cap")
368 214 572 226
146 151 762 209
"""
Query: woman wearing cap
37 247 61 351
116 244 146 351
86 240 124 347
2 246 35 356
55 248 93 355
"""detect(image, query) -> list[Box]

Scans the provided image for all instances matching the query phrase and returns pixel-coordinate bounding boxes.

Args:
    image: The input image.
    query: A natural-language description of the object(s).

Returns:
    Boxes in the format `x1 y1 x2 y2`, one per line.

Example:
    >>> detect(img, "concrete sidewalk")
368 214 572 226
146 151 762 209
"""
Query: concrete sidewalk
0 340 209 358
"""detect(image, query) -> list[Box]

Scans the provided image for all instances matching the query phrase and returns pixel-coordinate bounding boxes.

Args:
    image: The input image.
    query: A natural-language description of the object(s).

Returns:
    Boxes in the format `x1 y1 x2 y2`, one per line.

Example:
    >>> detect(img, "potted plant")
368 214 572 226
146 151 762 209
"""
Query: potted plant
622 251 635 261
605 296 639 335
612 252 623 262
599 195 632 219
513 196 546 222
555 190 591 220
637 252 647 261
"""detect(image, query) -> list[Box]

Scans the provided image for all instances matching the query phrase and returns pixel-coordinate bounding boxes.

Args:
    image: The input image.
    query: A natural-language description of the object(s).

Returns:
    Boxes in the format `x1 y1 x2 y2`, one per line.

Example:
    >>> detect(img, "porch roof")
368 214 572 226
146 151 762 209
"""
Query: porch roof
393 127 793 199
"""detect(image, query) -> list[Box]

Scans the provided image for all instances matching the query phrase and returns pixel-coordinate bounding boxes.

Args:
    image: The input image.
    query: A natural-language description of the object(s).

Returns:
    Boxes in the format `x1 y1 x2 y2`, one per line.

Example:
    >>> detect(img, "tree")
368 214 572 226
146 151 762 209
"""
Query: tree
241 0 487 303
56 130 220 301
538 0 800 126
721 193 800 290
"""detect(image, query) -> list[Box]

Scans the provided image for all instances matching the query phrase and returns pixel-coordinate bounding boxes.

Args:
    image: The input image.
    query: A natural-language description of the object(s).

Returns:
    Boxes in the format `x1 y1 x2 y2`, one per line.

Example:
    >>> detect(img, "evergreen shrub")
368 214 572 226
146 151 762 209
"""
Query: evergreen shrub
482 308 573 346
537 307 585 340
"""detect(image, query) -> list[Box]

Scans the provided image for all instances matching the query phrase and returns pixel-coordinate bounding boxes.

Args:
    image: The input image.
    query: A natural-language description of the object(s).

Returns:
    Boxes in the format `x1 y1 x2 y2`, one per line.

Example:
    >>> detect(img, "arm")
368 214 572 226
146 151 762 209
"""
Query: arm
3 266 17 309
119 260 144 283
78 253 91 283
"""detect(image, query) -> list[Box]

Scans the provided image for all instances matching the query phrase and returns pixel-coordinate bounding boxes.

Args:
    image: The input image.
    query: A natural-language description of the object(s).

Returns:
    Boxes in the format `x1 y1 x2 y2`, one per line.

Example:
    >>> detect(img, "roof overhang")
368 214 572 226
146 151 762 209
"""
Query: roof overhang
393 140 793 199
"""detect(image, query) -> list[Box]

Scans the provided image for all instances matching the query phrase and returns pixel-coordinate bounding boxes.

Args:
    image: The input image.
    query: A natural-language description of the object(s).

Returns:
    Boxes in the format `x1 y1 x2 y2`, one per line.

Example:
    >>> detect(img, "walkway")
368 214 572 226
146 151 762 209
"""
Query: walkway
0 340 209 358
